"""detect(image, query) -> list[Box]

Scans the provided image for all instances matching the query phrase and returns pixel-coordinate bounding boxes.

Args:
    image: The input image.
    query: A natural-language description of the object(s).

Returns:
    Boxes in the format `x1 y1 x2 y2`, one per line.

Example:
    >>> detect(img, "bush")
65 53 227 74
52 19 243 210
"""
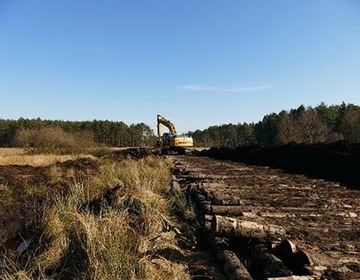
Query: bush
14 126 96 154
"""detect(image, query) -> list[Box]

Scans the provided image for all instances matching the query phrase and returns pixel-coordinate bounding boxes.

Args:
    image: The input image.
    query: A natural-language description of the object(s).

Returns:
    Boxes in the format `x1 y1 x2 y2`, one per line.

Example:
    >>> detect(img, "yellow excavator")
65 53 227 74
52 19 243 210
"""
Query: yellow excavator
156 114 194 154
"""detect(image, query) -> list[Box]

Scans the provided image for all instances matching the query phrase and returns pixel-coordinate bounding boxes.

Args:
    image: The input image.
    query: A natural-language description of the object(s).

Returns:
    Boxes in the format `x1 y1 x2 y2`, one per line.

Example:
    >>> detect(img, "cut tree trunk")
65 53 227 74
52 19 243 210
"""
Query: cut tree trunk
216 249 252 280
251 244 293 278
211 215 287 239
210 205 249 216
207 236 253 280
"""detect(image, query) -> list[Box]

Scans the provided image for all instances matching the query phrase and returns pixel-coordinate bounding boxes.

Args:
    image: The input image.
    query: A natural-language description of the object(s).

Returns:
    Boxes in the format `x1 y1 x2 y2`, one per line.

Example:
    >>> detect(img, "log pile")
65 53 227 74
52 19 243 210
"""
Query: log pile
173 156 360 280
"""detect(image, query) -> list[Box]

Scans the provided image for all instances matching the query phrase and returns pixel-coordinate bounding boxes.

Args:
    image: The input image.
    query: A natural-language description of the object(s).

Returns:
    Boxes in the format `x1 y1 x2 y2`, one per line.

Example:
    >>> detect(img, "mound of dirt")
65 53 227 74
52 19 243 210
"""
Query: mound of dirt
0 165 47 188
110 148 158 160
200 141 360 188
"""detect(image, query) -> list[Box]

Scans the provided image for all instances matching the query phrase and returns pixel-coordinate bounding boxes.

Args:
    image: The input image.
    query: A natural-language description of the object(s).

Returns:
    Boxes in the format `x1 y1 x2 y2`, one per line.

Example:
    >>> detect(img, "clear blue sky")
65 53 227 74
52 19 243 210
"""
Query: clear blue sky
1 1 359 133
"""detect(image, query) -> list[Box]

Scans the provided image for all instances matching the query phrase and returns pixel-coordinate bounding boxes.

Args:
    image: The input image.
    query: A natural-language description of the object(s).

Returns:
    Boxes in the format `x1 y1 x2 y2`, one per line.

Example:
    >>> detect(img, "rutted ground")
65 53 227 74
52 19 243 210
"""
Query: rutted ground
173 155 360 280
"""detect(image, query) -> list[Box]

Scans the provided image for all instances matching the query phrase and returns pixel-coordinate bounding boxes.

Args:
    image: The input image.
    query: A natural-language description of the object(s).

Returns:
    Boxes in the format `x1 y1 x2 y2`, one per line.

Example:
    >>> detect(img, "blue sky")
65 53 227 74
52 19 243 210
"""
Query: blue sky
1 1 359 133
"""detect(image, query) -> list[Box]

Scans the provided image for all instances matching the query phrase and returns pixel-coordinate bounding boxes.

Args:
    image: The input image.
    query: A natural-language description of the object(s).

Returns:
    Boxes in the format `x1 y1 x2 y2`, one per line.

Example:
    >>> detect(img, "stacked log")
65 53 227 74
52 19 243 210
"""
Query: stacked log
207 236 253 280
210 205 249 216
251 244 293 278
211 215 287 239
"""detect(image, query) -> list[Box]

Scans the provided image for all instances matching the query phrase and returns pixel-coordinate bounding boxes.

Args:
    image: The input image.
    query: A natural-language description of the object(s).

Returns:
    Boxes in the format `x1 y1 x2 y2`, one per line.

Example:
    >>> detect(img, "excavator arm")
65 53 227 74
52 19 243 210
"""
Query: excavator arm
157 114 177 140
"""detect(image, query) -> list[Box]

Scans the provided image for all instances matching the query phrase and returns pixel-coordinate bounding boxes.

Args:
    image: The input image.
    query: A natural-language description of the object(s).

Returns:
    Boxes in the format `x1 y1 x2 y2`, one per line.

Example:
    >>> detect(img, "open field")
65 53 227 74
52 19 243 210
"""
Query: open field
0 148 97 167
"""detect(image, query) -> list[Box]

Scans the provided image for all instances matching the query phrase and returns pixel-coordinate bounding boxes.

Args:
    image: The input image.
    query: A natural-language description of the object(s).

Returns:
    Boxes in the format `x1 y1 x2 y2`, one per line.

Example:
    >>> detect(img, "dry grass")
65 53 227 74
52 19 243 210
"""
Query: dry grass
0 148 96 166
1 155 191 280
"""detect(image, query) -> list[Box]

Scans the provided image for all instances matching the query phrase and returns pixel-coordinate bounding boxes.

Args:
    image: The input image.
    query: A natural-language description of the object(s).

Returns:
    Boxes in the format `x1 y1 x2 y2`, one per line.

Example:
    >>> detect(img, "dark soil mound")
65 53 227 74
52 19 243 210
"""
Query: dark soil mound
200 141 360 188
110 148 156 160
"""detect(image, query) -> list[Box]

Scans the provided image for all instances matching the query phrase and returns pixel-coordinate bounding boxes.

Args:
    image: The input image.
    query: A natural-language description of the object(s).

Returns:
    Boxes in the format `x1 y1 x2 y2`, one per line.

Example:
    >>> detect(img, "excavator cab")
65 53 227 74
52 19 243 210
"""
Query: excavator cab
162 132 172 146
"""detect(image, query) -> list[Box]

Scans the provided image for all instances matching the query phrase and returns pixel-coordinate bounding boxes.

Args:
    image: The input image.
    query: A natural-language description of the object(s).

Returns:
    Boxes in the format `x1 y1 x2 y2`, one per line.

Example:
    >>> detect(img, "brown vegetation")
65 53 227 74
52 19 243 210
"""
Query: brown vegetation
0 151 191 280
14 126 96 154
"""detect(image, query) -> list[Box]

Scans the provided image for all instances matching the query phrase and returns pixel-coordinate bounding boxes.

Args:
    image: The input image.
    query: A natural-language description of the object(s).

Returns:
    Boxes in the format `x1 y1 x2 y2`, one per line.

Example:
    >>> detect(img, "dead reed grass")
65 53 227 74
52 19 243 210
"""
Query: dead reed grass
0 148 96 166
1 155 191 280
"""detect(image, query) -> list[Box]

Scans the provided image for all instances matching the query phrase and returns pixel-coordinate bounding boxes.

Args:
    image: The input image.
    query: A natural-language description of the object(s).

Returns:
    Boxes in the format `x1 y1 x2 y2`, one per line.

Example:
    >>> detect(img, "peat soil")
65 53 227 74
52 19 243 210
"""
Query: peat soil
199 141 360 188
0 158 99 246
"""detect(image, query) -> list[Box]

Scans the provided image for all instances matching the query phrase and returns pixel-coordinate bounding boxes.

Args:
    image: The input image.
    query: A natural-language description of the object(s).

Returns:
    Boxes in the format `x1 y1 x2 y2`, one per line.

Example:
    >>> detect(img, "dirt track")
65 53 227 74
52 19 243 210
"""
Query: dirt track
173 155 360 280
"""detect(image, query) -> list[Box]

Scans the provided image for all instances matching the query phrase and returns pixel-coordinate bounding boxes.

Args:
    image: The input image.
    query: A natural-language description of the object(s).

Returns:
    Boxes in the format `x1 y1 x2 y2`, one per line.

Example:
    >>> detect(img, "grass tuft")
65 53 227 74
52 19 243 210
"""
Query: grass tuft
1 155 191 280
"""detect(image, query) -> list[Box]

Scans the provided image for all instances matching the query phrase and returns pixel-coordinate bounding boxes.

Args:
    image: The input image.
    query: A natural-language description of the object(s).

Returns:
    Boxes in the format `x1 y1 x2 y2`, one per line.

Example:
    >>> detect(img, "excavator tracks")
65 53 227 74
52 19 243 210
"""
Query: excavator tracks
173 155 360 280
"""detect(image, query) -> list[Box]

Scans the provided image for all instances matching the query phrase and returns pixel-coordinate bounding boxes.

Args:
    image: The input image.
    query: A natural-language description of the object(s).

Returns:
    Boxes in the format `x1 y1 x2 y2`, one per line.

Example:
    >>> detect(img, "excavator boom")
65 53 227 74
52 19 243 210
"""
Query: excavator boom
157 114 177 138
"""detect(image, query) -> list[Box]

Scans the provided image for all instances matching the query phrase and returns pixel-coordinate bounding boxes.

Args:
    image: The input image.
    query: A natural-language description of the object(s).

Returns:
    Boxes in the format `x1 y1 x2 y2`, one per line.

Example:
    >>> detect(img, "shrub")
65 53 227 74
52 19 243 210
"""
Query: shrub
14 126 96 154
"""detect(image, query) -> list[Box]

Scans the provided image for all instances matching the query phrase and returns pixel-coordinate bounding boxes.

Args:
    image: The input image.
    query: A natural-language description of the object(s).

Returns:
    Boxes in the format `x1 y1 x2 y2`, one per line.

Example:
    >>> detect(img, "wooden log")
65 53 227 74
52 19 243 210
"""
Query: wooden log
190 189 213 214
210 205 249 216
207 236 253 280
273 240 337 276
204 215 213 231
273 240 298 258
273 240 304 273
258 212 296 218
238 212 259 219
202 202 212 214
230 206 319 214
211 215 287 239
251 244 292 278
216 249 252 280
212 198 242 206
191 189 206 203
259 212 323 218
202 189 243 197
266 276 316 280
200 182 228 189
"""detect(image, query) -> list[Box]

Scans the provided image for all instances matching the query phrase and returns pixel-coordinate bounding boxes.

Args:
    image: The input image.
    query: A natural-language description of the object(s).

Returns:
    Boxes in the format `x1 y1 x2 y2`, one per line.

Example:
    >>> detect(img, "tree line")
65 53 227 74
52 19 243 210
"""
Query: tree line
0 118 155 148
188 102 360 147
1 102 359 149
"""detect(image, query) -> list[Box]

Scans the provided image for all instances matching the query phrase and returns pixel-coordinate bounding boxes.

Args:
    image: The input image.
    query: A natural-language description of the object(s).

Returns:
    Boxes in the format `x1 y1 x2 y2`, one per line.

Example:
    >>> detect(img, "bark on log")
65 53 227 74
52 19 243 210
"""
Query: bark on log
258 212 296 218
225 206 318 214
199 183 229 190
274 240 298 258
251 244 292 278
205 192 239 200
212 198 242 206
191 189 212 213
191 189 206 203
273 240 312 275
216 249 253 280
211 215 287 239
204 215 213 231
200 201 212 214
207 236 253 280
266 276 316 280
210 205 249 216
238 212 259 219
